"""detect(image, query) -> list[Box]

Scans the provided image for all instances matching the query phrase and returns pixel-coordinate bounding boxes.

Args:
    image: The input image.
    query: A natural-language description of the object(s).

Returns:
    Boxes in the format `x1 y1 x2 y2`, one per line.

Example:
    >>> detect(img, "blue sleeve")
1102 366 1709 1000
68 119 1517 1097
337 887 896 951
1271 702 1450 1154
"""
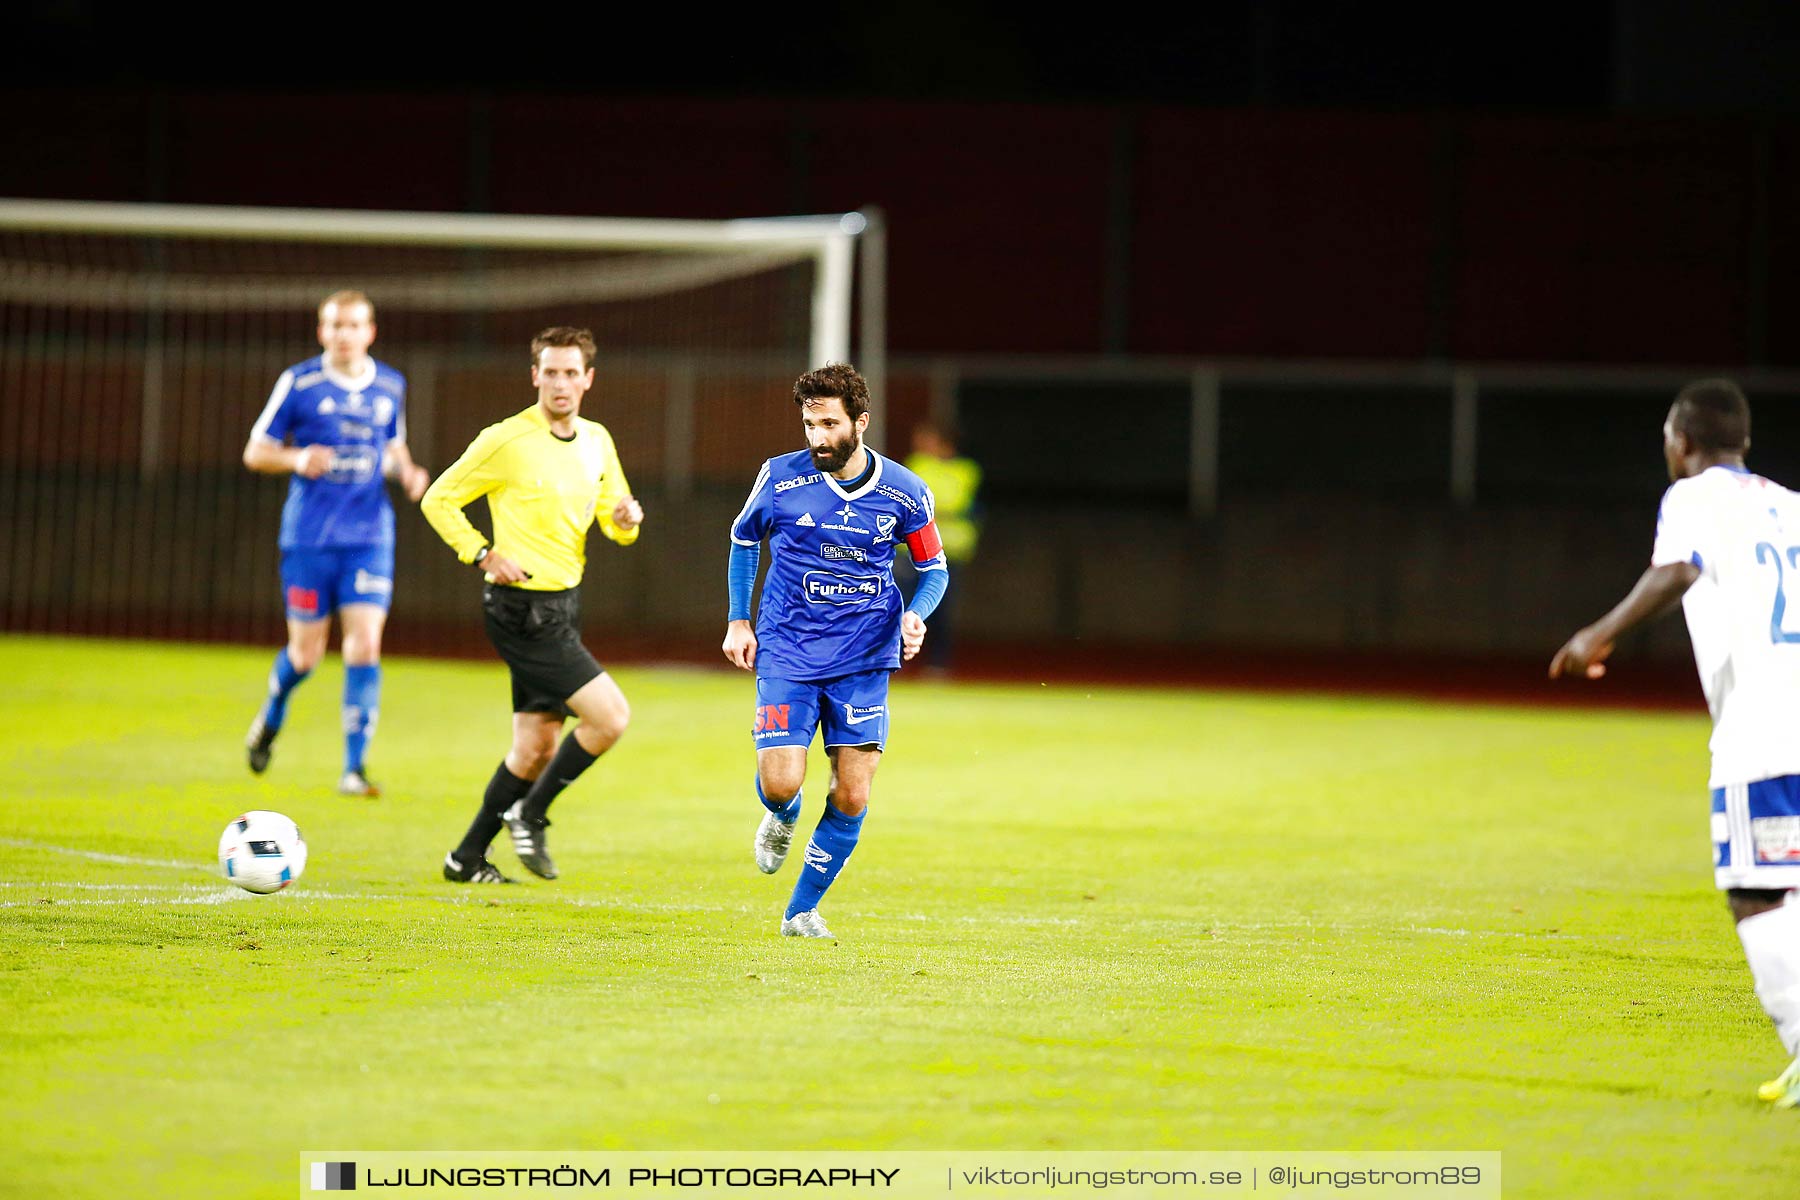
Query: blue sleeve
906 563 949 621
728 541 761 622
730 460 774 546
901 482 936 537
389 379 406 443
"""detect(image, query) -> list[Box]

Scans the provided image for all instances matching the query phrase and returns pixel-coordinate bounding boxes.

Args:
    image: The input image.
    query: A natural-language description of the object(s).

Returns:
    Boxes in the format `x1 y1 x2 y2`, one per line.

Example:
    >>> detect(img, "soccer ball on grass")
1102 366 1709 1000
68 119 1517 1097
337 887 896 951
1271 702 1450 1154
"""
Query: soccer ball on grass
218 810 307 894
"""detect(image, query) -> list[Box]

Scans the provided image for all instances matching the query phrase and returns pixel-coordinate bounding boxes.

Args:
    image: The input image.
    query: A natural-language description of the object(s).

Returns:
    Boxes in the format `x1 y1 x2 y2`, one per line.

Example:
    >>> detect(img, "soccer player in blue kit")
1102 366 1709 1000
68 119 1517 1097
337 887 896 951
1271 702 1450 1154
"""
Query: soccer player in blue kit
722 363 949 938
241 291 430 796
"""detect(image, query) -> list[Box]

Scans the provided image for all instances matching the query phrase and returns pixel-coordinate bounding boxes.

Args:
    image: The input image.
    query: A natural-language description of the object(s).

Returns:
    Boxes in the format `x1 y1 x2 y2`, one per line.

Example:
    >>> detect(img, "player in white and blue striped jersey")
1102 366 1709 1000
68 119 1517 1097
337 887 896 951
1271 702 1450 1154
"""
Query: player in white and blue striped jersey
1552 378 1800 1108
241 291 430 797
722 363 948 938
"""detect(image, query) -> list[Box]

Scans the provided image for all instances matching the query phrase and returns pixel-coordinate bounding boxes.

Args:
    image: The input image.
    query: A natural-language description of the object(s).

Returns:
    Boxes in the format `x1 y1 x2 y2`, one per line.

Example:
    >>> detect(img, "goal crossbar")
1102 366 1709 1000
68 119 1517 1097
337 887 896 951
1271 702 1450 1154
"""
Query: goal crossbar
0 198 867 364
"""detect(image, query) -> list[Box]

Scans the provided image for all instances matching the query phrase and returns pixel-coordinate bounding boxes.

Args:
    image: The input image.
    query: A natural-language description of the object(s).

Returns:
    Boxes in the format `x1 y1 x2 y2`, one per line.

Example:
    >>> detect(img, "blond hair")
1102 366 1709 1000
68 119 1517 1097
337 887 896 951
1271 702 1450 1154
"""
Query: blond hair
318 290 375 321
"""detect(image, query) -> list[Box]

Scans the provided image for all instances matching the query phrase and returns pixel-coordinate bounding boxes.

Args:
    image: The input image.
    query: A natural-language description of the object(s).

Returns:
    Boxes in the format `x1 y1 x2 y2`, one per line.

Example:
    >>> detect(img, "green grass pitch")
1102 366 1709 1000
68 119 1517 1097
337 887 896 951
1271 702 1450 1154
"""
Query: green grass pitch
1 634 1795 1198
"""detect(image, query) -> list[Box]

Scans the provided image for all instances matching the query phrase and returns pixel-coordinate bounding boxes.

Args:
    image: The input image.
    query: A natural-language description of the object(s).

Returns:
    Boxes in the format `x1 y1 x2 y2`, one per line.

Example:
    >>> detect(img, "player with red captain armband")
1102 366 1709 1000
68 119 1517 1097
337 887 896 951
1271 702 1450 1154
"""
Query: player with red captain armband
722 362 948 939
906 520 944 565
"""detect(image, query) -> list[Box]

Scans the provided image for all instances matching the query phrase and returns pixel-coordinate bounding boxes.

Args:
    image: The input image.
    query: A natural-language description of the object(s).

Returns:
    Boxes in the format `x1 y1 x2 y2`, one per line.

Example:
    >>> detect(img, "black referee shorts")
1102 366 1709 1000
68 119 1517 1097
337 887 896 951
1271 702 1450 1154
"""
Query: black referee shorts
482 584 604 716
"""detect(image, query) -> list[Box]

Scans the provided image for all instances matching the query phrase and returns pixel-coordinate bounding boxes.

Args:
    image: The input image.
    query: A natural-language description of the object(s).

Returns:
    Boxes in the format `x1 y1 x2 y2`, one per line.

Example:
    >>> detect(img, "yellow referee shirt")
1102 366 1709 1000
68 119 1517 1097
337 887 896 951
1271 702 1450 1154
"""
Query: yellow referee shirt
422 404 638 591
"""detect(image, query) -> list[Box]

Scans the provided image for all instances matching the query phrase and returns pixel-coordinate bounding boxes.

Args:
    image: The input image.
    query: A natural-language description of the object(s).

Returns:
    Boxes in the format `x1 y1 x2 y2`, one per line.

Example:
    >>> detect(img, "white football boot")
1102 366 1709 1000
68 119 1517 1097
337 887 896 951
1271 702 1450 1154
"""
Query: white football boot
754 810 797 874
780 909 834 938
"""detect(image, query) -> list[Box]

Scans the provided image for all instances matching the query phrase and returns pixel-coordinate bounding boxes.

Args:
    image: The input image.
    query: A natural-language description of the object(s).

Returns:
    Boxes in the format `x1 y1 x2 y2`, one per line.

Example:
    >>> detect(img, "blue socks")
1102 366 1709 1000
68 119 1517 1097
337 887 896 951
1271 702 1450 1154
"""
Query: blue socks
756 776 801 823
259 648 310 734
785 801 865 919
342 663 380 774
258 650 382 776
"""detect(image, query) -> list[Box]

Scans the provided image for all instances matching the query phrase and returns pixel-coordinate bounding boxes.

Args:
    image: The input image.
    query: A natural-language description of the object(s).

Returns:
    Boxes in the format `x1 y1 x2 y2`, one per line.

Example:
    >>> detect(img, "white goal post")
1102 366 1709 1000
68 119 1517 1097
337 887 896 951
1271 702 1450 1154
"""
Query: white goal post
0 198 869 362
0 197 884 481
0 197 886 642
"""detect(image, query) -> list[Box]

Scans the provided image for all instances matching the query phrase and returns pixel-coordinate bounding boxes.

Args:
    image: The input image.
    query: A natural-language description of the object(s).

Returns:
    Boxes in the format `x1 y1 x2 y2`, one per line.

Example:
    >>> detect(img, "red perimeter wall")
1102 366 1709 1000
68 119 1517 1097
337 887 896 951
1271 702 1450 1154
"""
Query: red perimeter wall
4 93 1796 365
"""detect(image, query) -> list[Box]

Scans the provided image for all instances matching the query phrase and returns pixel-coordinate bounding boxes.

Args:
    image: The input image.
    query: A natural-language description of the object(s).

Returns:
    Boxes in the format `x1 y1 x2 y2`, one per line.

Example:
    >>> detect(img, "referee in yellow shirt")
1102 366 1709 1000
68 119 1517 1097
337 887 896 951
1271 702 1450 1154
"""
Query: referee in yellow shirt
421 326 643 884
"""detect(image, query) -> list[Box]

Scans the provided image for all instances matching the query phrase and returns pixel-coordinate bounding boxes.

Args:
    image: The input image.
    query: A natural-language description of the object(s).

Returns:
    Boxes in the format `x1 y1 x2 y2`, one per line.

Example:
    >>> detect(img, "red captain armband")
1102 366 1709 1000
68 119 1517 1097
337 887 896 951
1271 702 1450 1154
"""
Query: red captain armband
906 520 944 564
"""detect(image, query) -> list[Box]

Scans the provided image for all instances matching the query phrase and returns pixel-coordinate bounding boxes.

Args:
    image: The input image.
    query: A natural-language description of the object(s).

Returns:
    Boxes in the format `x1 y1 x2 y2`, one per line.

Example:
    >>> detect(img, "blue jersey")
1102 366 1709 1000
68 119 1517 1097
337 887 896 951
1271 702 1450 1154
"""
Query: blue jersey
250 355 407 549
731 449 944 681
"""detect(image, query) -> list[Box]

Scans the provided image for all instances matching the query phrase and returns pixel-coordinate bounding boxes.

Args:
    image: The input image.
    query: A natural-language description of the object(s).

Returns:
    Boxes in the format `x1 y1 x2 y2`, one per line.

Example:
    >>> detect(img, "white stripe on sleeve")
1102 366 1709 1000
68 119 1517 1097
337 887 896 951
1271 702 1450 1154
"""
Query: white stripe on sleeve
729 460 772 546
249 370 295 442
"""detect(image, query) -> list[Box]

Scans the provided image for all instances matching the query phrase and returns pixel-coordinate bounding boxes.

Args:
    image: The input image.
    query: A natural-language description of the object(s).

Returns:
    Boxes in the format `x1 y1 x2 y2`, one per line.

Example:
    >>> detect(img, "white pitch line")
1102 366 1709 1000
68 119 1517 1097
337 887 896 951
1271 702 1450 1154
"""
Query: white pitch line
0 858 1596 943
553 896 742 915
862 911 1082 927
1 891 258 908
0 837 206 870
0 889 412 909
0 881 221 890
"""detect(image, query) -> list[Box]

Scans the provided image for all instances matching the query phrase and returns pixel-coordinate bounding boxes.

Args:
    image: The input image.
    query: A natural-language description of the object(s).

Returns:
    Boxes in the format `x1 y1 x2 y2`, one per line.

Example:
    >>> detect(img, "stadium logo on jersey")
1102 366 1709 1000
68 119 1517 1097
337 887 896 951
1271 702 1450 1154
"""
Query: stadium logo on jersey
795 513 816 527
804 841 834 873
776 472 821 493
802 571 882 605
873 515 897 543
821 544 866 561
353 570 392 597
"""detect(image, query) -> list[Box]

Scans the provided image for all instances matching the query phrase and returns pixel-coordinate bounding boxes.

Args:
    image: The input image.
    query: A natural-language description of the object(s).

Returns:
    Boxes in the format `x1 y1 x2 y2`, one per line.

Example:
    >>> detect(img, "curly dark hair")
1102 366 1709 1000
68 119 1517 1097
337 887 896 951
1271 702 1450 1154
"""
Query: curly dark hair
793 362 870 421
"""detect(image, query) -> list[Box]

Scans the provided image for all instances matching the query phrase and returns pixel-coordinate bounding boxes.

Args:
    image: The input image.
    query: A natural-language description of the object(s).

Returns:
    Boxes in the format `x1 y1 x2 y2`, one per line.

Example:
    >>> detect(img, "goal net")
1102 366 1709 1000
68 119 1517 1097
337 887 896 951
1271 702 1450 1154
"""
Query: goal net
0 200 870 650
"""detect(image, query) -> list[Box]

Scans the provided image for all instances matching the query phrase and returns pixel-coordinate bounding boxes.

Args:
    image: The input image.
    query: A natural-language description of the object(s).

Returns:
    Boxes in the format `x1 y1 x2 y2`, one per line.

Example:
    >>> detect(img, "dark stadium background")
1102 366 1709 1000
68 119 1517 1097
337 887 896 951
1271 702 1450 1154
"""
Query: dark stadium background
4 1 1800 698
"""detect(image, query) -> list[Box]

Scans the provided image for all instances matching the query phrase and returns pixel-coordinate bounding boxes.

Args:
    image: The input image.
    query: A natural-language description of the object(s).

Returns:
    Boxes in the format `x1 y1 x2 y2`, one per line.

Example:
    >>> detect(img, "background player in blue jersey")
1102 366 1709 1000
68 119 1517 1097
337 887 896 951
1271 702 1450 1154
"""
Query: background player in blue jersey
241 290 430 796
722 363 949 938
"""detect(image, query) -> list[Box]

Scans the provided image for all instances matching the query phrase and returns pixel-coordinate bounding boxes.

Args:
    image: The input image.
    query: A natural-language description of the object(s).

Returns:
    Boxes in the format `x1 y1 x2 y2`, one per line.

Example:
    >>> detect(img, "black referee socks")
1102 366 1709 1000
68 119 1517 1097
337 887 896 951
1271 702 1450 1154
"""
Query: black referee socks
455 762 532 861
520 735 598 821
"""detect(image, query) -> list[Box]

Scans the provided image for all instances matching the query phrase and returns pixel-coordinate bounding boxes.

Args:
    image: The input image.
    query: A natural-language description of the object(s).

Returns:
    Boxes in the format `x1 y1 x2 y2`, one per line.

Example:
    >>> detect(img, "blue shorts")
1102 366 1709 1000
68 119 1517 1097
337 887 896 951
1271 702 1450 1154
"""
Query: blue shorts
753 669 891 751
1713 774 1800 890
280 545 395 621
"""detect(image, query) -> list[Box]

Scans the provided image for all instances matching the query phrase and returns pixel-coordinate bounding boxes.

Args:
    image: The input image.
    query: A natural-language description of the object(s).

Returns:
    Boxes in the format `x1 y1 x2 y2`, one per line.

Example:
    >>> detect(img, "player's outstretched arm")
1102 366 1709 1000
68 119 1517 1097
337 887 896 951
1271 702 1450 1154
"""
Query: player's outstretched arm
1549 561 1699 679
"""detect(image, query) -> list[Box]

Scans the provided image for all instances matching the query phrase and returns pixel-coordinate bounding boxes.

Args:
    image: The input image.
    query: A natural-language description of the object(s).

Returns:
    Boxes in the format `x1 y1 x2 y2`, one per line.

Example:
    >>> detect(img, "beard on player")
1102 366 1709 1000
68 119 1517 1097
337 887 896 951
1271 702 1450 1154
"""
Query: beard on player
809 431 859 474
